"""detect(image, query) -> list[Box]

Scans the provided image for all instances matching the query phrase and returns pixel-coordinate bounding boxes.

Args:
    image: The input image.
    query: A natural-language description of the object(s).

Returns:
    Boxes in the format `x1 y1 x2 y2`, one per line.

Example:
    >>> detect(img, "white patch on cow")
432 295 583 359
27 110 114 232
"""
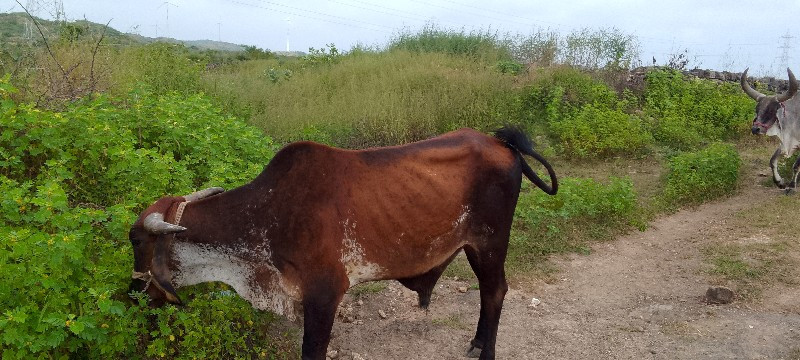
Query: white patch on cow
769 114 800 158
453 205 471 228
172 242 302 320
425 205 471 258
340 219 383 287
767 124 780 137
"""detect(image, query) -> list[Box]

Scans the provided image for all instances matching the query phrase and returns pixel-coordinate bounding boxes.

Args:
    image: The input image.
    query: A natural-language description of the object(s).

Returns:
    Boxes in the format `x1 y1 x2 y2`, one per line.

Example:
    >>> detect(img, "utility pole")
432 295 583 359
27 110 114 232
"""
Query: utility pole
51 0 64 22
158 2 177 38
217 22 221 42
24 0 43 40
22 0 63 39
285 17 291 52
778 31 794 76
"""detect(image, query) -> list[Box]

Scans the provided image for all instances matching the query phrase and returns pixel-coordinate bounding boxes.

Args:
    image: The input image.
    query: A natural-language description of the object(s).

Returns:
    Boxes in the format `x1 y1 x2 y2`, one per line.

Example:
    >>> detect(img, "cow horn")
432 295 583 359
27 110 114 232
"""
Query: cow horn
182 187 225 202
740 68 766 101
143 212 186 234
776 68 799 102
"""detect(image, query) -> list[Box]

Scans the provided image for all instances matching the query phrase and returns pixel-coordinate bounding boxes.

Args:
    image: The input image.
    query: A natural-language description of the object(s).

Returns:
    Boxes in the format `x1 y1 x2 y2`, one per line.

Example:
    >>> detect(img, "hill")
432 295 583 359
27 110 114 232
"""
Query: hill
0 12 244 51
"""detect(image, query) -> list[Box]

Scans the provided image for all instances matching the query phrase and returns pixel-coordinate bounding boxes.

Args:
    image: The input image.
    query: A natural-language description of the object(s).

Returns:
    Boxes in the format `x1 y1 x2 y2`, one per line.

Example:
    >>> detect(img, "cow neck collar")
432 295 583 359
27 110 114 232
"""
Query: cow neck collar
173 201 189 226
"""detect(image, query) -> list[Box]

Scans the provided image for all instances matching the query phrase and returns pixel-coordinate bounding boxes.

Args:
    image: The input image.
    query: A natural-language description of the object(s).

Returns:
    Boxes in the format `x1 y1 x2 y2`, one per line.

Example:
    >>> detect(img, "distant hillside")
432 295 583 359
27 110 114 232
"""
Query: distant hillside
274 50 306 57
126 33 245 52
0 12 245 52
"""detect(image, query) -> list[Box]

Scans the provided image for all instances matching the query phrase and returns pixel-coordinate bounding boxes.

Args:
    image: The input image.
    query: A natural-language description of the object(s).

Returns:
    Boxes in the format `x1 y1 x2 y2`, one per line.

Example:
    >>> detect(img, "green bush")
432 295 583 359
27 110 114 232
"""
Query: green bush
0 78 295 359
388 24 512 62
551 104 652 157
644 68 752 149
509 176 641 269
661 142 741 207
521 67 652 157
521 67 620 123
113 43 204 96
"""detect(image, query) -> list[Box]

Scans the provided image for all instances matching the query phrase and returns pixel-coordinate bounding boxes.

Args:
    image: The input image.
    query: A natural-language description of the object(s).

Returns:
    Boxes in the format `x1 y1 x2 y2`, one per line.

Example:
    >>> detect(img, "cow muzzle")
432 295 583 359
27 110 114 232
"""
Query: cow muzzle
751 118 774 135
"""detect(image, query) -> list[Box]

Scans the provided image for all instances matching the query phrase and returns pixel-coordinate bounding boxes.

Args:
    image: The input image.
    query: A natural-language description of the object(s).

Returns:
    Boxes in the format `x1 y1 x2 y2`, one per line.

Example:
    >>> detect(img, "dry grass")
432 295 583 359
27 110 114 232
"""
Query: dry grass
701 142 800 301
203 50 519 147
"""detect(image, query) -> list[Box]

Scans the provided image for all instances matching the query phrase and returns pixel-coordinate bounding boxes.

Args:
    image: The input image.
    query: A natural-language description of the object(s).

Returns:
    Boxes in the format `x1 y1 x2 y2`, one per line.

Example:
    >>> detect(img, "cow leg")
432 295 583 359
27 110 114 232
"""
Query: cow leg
463 245 508 360
397 251 460 309
770 147 786 189
787 154 800 193
301 282 346 360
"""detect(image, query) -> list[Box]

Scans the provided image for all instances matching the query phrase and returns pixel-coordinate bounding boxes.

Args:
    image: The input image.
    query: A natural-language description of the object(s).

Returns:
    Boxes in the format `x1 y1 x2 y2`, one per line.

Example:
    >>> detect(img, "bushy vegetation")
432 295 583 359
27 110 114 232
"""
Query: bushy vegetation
388 25 513 63
643 68 753 149
509 176 642 270
521 67 652 158
204 49 517 147
660 143 742 207
0 79 296 359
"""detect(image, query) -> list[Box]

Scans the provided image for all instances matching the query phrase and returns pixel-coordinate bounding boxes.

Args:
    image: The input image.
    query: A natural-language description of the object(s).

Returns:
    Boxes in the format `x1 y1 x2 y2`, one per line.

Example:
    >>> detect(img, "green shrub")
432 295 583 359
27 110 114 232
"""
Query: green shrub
495 59 523 75
0 78 294 359
560 27 640 70
644 68 752 149
302 43 342 67
113 43 203 96
521 67 620 124
388 24 511 62
521 67 652 157
551 104 652 157
509 176 641 270
661 142 741 207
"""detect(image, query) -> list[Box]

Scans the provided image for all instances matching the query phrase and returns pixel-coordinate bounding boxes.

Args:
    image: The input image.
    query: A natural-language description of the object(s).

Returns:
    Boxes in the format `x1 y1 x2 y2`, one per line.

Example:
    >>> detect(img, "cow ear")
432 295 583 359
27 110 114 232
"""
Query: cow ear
150 235 182 305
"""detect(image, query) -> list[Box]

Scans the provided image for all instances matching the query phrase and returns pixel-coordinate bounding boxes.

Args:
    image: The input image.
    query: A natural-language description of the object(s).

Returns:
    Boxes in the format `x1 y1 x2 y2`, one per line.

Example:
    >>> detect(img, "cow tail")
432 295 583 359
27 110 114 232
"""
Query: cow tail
493 126 558 195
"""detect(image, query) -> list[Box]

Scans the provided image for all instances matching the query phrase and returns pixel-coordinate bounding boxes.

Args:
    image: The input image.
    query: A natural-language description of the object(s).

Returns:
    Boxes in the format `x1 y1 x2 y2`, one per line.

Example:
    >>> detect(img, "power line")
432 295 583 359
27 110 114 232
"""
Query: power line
436 0 569 29
222 0 393 34
329 0 432 24
240 0 394 32
402 0 541 29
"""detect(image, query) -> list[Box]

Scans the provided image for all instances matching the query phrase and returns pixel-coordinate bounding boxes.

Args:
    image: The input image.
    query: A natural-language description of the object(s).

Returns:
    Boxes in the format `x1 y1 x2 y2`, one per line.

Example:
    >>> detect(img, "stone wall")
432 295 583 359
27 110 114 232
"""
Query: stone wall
627 66 792 93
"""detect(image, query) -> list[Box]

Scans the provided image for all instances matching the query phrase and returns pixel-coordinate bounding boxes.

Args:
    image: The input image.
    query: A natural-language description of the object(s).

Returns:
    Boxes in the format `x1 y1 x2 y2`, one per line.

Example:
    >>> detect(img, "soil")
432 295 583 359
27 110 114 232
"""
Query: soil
326 171 800 359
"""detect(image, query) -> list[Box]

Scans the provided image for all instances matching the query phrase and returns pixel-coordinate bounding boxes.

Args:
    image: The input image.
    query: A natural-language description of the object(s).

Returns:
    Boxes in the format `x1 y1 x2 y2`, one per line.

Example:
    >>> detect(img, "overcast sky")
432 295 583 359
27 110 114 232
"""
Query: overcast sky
3 0 799 77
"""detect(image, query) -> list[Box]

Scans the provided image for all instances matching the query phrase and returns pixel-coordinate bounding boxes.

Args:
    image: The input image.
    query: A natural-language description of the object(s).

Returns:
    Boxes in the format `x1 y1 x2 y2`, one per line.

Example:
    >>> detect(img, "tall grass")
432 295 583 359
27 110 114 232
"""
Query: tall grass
388 24 512 62
204 50 519 147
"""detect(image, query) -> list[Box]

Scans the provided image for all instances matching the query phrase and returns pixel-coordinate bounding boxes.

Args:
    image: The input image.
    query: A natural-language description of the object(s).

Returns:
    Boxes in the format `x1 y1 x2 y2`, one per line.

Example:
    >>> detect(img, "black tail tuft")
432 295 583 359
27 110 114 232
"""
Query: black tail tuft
493 126 536 156
493 126 558 195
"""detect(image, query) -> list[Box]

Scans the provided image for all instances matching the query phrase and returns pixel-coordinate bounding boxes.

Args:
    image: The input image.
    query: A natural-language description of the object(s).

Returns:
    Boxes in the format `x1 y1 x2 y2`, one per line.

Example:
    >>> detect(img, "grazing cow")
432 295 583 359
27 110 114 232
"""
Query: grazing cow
128 127 558 360
741 68 800 191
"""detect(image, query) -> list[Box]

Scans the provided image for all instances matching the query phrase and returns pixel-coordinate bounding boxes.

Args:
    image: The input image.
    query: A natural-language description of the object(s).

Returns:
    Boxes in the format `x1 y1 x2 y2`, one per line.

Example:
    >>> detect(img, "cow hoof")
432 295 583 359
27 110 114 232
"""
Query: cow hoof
466 344 481 358
785 188 796 195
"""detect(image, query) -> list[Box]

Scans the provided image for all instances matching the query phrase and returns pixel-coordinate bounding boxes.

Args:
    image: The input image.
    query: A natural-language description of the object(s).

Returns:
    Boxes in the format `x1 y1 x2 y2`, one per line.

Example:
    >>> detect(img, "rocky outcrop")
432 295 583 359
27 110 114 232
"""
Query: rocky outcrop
628 66 792 93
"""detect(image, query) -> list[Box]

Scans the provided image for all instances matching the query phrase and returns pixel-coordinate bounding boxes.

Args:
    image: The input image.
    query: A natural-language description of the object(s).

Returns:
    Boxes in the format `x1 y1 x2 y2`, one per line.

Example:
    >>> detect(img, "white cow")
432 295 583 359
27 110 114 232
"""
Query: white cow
741 68 800 191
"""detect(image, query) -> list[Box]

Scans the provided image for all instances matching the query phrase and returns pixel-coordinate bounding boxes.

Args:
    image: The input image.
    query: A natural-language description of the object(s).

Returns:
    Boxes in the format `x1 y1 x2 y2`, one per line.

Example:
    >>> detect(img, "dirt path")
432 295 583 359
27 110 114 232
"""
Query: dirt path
326 183 800 359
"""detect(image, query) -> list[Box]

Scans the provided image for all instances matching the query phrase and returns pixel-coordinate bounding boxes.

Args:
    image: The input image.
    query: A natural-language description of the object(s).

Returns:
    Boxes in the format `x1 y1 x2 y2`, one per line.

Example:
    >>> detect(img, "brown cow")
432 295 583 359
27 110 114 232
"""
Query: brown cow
128 127 557 360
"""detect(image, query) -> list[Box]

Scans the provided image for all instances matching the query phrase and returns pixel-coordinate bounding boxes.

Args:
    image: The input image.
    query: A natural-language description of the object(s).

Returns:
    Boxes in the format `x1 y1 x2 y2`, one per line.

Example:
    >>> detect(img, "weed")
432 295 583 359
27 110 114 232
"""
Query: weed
204 50 516 147
660 143 741 208
443 254 476 280
349 282 388 298
643 68 753 149
507 176 641 274
432 314 471 330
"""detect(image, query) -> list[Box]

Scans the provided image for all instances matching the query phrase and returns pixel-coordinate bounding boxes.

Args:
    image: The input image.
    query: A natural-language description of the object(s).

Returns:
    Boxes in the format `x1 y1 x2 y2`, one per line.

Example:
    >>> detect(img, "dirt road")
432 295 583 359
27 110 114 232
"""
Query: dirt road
327 180 800 359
